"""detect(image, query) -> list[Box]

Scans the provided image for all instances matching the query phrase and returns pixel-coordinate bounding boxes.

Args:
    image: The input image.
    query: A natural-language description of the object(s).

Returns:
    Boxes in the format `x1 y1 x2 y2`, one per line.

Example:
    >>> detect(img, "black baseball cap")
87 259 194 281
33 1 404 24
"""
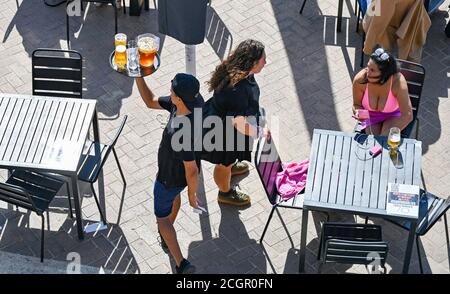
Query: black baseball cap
171 73 204 112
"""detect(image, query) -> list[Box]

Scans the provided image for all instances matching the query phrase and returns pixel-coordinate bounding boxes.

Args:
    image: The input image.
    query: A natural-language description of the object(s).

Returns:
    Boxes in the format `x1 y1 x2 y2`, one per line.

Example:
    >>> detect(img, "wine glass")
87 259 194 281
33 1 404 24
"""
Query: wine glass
388 127 401 165
387 127 401 153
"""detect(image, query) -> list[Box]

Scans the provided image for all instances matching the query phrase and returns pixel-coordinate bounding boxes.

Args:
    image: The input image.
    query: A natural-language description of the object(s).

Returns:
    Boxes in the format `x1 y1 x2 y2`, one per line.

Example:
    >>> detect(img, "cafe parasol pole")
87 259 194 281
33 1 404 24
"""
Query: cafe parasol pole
185 45 196 76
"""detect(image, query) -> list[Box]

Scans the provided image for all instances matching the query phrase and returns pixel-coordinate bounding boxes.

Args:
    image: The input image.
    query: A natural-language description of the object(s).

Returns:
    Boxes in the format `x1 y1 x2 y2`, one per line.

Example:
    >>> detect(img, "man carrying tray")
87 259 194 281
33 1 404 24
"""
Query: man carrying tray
135 73 204 274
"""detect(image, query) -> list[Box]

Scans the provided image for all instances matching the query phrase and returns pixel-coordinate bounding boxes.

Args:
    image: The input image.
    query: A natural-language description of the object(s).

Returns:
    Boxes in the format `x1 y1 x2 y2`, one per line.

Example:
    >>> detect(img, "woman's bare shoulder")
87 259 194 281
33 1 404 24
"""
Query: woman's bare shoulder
353 69 367 85
392 72 407 89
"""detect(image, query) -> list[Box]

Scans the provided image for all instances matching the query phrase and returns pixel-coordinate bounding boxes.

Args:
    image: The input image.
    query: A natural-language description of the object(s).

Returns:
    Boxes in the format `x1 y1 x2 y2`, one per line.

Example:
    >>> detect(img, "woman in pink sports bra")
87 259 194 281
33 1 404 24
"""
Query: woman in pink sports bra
352 46 413 136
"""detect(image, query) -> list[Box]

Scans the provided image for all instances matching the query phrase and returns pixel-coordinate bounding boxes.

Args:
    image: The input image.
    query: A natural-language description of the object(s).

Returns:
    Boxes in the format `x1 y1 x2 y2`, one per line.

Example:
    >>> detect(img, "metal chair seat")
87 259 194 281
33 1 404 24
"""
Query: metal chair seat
1 170 68 262
6 170 66 214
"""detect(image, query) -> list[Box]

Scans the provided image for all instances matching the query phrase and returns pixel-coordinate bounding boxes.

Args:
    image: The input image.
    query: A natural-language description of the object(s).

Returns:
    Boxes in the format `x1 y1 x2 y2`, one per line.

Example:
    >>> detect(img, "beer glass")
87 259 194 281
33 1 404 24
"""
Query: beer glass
127 40 138 71
388 127 401 151
114 45 127 69
114 33 127 47
137 34 159 67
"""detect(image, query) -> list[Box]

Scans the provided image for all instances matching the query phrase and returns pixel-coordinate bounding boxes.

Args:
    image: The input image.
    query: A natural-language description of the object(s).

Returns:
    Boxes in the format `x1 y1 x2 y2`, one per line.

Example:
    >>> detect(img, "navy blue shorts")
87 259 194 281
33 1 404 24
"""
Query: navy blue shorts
153 181 185 218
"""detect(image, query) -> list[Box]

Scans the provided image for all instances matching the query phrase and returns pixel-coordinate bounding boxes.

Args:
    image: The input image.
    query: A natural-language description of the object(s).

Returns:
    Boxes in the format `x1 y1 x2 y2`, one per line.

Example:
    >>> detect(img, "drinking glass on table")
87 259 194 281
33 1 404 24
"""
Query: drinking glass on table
387 127 401 153
388 127 401 166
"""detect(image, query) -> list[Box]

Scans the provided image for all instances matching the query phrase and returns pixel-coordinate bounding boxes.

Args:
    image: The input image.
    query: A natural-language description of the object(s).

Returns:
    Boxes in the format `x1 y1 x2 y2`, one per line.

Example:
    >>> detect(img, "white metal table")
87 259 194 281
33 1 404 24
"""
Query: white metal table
0 93 99 240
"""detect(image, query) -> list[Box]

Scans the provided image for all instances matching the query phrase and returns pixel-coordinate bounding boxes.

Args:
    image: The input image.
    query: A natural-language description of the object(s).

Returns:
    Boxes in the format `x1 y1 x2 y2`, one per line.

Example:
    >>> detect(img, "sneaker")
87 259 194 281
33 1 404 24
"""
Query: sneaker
158 231 169 252
218 188 251 206
231 161 249 176
176 259 196 274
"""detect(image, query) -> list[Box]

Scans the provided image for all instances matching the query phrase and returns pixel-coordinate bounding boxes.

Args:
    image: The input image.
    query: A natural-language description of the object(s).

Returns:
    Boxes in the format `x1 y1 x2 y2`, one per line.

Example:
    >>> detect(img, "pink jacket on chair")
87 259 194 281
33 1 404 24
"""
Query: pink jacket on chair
276 159 309 200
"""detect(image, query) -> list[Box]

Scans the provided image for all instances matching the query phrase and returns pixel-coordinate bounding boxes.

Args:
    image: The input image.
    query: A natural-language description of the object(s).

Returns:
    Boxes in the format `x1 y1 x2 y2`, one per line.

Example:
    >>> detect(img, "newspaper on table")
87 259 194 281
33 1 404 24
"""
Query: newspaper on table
386 183 420 218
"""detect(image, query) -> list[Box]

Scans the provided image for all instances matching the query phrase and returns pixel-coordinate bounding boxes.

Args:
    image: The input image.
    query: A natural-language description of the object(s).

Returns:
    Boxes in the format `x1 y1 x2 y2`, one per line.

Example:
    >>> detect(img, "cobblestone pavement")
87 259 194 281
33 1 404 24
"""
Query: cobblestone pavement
0 0 449 274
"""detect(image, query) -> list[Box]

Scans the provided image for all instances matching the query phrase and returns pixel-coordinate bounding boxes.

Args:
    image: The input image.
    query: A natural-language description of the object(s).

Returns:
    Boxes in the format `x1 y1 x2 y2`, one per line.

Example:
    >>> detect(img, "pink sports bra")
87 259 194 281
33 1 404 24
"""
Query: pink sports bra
362 76 399 113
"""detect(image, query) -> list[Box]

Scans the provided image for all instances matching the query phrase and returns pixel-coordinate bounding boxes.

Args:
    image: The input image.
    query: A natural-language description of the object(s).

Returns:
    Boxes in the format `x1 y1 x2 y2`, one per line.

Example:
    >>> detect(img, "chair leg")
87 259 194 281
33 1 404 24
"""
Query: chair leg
114 2 118 34
112 148 126 224
40 215 45 262
356 8 361 33
66 182 73 219
66 8 70 49
354 0 358 15
260 206 277 243
365 216 369 224
360 33 366 68
444 213 449 243
415 118 420 140
112 148 127 186
318 261 324 274
299 0 307 14
123 0 126 14
90 183 107 224
416 235 424 274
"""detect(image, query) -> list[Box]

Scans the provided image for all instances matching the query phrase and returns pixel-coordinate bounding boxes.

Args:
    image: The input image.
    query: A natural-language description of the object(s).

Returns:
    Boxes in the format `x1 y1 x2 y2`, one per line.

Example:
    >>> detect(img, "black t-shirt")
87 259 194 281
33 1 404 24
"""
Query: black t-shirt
209 75 260 119
156 96 201 188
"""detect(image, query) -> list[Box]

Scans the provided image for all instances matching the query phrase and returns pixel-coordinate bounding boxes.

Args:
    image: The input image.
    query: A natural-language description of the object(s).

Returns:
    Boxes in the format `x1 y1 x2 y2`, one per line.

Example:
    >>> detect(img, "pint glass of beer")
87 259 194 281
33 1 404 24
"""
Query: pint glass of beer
137 34 159 67
114 45 127 69
115 33 127 47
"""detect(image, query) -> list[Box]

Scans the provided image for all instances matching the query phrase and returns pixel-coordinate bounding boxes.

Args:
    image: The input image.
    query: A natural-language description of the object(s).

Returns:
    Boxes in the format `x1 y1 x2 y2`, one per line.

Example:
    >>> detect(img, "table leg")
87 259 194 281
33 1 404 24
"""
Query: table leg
92 109 100 143
402 221 417 274
337 0 344 32
298 208 309 273
71 174 84 240
91 109 107 221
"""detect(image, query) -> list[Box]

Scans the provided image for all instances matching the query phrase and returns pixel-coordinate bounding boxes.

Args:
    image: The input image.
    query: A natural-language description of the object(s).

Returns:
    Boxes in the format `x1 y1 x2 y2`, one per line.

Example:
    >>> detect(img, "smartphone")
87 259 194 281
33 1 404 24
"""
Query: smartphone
369 145 382 157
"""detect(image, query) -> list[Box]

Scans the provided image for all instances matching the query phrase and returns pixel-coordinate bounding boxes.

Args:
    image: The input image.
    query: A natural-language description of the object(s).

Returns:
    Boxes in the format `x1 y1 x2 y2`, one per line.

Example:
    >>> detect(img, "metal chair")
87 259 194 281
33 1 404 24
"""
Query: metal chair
355 0 367 67
299 0 366 67
66 0 126 49
0 170 69 262
254 136 328 243
368 190 450 274
74 115 128 224
318 222 389 273
300 0 359 15
397 59 425 139
32 48 83 99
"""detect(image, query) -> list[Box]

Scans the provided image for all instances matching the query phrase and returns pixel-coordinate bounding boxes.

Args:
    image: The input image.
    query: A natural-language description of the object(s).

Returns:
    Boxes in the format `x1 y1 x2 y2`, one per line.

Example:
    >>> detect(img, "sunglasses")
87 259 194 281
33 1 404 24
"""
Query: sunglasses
371 48 389 61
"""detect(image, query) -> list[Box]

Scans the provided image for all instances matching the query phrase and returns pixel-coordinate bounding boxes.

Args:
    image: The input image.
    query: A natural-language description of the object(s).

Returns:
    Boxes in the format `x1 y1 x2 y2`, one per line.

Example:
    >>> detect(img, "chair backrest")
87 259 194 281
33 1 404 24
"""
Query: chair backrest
0 182 37 212
320 222 388 266
357 0 368 17
425 0 446 14
85 115 128 182
109 115 128 148
417 192 450 236
324 239 389 266
397 59 425 121
32 48 83 99
254 137 282 205
321 222 383 242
